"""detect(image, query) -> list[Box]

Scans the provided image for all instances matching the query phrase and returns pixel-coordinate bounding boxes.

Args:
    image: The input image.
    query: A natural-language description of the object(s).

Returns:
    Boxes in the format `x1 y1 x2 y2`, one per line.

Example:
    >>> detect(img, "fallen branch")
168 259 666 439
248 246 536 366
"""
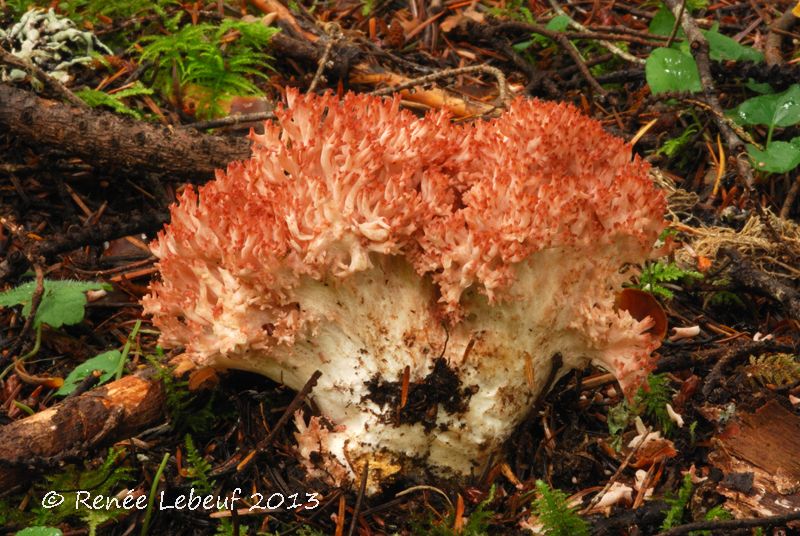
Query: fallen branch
0 371 165 491
656 507 800 535
765 4 798 67
0 83 251 179
368 64 508 109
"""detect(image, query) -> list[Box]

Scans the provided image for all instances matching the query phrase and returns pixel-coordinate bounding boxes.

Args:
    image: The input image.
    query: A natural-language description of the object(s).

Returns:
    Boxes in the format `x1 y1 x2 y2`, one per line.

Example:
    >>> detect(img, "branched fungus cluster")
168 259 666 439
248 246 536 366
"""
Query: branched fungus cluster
143 91 666 490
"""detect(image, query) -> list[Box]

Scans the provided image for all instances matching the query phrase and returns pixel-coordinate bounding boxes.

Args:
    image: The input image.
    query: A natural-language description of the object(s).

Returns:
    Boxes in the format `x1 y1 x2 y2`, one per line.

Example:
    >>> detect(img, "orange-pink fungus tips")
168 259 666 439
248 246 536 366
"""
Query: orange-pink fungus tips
143 90 666 490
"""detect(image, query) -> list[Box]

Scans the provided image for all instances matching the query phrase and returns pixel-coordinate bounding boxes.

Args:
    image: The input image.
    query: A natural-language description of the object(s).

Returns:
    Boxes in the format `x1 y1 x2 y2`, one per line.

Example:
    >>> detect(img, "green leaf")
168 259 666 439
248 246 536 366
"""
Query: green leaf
745 80 774 94
747 139 800 173
56 350 122 396
16 528 63 536
650 5 762 64
705 24 764 62
546 14 571 32
0 279 110 328
728 84 800 128
646 48 702 94
649 4 683 38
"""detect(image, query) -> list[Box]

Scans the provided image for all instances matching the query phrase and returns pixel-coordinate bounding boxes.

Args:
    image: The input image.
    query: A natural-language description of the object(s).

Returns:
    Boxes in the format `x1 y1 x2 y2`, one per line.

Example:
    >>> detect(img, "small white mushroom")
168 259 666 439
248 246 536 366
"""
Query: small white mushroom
595 482 633 509
669 325 701 342
666 403 684 428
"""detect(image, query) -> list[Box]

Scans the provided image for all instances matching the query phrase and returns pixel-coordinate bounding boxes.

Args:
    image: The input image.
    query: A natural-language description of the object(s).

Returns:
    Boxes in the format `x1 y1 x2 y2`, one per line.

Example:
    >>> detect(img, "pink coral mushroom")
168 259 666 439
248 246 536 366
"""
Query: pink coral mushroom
143 90 666 490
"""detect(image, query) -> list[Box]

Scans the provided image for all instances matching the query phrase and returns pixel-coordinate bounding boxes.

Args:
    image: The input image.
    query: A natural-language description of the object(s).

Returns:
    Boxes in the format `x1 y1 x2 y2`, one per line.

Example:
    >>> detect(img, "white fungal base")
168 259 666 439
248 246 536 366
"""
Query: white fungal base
206 240 657 490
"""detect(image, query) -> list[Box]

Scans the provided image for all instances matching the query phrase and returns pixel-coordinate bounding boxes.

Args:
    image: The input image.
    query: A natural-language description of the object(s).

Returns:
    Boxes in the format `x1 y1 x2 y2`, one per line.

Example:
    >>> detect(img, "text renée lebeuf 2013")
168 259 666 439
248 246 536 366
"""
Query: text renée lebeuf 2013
40 488 320 512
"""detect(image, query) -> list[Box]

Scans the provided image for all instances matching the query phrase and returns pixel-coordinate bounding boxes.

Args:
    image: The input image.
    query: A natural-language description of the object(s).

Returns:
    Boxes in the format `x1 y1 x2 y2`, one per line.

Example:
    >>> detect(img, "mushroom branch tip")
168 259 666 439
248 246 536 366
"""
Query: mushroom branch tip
143 89 667 491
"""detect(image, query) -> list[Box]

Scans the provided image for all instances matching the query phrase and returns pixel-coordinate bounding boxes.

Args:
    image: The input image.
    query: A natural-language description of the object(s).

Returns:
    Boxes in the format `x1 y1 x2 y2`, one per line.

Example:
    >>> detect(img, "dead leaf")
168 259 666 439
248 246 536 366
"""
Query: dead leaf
440 7 484 33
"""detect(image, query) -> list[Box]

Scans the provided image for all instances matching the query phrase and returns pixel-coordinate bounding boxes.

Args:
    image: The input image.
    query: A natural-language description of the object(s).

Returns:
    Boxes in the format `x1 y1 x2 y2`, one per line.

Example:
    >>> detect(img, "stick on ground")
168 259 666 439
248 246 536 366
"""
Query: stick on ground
0 371 165 492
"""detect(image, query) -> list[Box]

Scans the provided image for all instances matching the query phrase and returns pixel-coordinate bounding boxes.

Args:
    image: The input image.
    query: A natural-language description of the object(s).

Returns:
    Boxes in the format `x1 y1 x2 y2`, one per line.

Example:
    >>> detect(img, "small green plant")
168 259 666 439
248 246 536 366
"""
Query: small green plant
293 528 326 536
50 319 140 395
33 448 133 534
411 486 496 536
512 14 570 52
139 19 279 118
684 0 709 9
148 352 217 435
489 0 535 22
76 83 154 118
744 353 800 388
637 260 703 299
459 487 496 536
531 480 588 536
728 84 800 173
655 124 698 159
57 350 123 394
0 278 111 382
646 3 762 94
360 0 375 16
608 373 676 449
704 277 746 310
637 374 674 432
183 434 214 495
661 472 694 530
15 528 63 536
690 505 732 535
688 420 698 444
0 279 110 329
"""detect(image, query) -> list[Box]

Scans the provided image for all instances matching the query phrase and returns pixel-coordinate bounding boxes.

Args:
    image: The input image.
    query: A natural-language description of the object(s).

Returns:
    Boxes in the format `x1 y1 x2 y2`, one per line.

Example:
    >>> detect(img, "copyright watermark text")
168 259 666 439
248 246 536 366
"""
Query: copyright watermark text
40 488 320 512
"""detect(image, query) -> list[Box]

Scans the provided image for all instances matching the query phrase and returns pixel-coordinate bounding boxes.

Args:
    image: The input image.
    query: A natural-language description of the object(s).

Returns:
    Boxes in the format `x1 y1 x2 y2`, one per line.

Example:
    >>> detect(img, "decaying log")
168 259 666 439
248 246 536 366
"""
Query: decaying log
709 400 800 520
0 371 165 492
0 83 251 179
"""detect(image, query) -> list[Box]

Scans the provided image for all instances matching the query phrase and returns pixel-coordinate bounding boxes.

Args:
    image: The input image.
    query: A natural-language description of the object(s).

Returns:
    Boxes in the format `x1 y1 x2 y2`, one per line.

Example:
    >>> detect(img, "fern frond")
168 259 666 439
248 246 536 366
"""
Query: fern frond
531 481 589 536
184 434 215 495
637 373 675 434
76 83 153 118
637 260 703 299
139 18 278 119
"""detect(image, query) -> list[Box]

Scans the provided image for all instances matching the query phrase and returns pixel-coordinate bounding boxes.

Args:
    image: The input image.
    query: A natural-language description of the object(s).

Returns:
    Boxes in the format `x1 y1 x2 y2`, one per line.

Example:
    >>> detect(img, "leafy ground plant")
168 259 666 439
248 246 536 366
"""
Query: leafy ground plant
744 353 800 388
727 84 800 173
530 480 589 536
29 447 133 536
645 2 762 94
637 260 703 299
76 82 154 118
139 18 279 118
608 373 676 449
0 278 109 328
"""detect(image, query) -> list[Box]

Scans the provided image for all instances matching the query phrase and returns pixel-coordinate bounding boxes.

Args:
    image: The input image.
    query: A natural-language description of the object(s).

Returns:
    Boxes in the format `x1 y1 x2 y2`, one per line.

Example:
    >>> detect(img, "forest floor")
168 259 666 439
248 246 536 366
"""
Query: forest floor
1 1 800 535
